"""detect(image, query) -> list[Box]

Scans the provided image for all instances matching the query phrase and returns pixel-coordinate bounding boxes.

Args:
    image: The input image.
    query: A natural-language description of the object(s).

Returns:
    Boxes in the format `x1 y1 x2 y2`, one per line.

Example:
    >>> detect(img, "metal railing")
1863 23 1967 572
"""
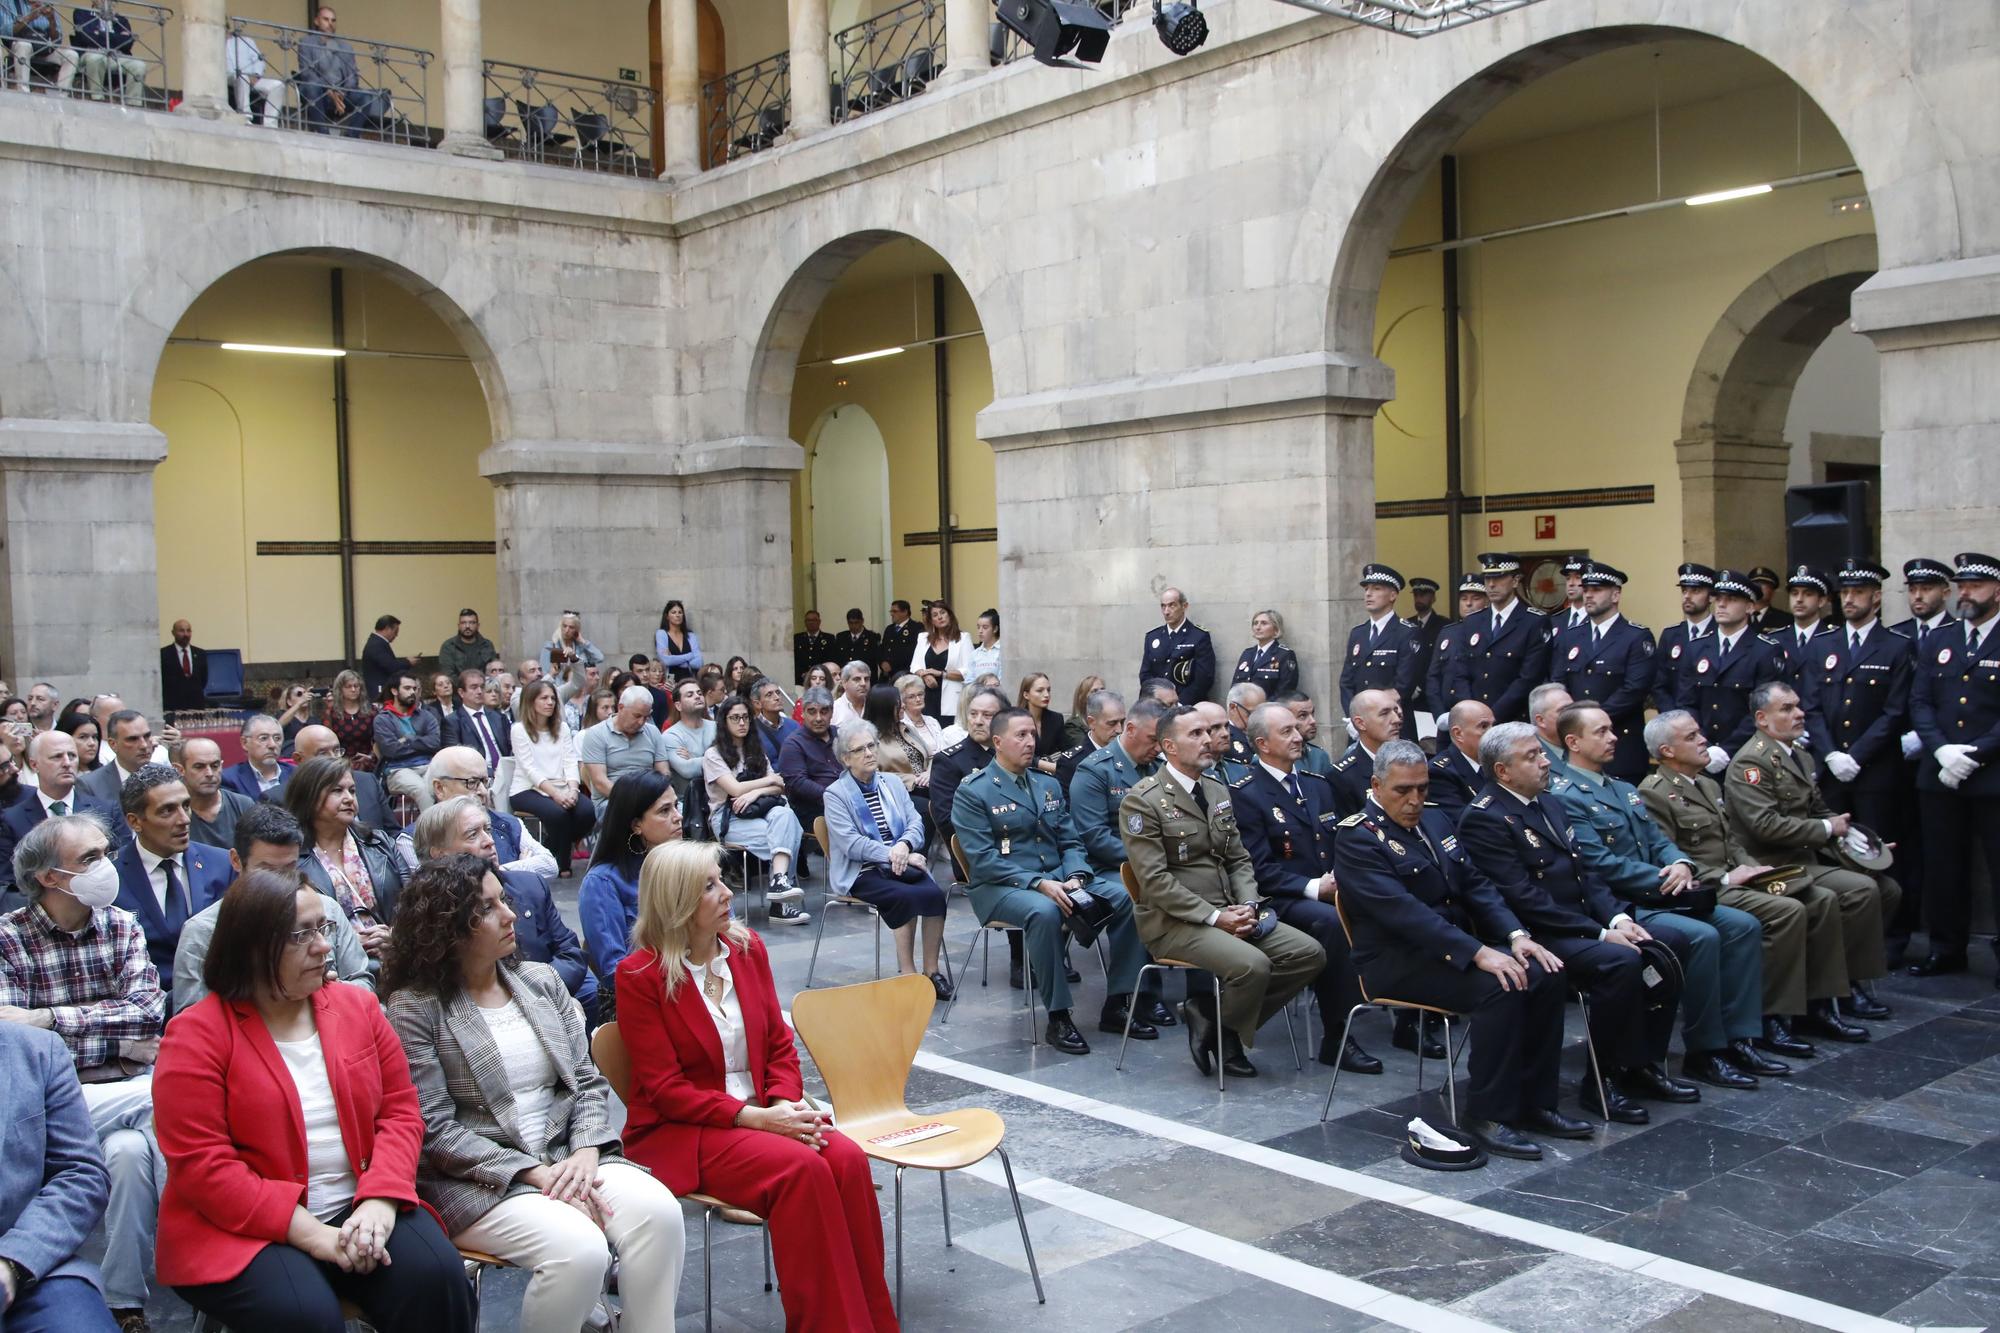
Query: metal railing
1 0 170 109
702 48 789 164
482 60 654 175
832 0 943 122
1264 0 1549 36
222 16 430 147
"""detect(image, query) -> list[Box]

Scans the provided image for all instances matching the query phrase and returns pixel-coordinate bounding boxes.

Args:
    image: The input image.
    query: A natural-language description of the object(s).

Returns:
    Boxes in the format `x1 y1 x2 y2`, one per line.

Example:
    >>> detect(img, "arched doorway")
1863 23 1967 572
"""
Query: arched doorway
807 405 893 621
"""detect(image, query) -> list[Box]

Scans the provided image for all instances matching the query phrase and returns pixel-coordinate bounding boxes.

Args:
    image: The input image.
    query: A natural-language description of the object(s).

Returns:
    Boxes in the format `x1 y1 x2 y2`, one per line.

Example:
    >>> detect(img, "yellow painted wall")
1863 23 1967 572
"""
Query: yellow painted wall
151 259 494 664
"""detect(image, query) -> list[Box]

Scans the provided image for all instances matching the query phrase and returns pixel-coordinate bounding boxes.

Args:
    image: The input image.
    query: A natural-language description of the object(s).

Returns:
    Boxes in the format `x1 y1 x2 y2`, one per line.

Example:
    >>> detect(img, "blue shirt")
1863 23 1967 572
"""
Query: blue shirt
577 862 638 985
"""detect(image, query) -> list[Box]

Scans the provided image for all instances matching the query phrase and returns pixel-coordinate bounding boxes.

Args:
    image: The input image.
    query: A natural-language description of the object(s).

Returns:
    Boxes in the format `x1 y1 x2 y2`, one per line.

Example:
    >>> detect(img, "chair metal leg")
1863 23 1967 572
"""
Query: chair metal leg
804 902 831 988
1116 962 1161 1070
1023 950 1040 1045
996 1147 1046 1304
1284 997 1303 1071
1212 977 1226 1092
762 1224 773 1291
874 913 883 979
942 927 984 1023
939 1170 952 1248
894 1164 906 1319
981 928 991 984
1440 1015 1460 1127
1576 991 1610 1122
1319 1004 1368 1120
702 1205 714 1333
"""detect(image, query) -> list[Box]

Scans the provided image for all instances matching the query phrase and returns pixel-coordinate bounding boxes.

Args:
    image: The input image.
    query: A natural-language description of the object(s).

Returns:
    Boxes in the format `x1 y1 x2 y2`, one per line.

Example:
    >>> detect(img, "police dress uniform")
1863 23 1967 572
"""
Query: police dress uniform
1405 576 1449 714
879 617 920 682
792 628 835 684
1747 566 1789 634
1801 562 1912 850
1674 572 1792 757
1119 768 1325 1053
1219 725 1256 783
928 738 990 876
1327 741 1380 818
1427 744 1481 824
1139 619 1217 703
833 628 883 681
1340 564 1423 734
1884 556 1957 961
1654 564 1718 712
1233 640 1300 698
1425 573 1487 715
1445 555 1553 723
1546 563 1657 781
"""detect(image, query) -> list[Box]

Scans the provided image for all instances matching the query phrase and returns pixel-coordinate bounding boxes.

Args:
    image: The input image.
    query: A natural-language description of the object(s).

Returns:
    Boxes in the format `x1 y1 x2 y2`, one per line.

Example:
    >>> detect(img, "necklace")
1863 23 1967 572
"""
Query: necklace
702 967 725 1005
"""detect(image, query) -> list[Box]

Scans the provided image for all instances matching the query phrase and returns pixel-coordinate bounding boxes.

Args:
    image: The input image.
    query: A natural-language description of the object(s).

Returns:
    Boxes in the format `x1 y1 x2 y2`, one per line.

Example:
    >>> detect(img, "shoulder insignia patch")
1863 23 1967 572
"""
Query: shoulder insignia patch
1471 794 1493 809
1743 767 1761 785
1229 773 1252 789
1627 620 1649 631
1337 813 1365 828
1639 638 1654 656
1126 813 1143 833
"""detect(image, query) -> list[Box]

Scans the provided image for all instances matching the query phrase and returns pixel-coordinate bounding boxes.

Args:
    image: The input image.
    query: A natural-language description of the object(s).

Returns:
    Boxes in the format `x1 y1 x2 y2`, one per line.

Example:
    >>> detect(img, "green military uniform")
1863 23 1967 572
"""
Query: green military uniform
1118 768 1323 1047
1724 735 1901 985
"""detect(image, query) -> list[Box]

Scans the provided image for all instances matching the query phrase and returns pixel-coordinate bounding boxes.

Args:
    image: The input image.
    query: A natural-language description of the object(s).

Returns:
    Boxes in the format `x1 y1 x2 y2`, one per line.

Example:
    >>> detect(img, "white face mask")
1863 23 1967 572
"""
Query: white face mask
52 857 119 909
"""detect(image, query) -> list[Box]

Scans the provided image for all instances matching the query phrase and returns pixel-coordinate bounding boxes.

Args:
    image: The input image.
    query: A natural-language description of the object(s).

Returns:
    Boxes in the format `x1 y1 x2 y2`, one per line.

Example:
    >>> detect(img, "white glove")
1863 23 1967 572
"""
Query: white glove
1435 712 1451 733
1901 730 1922 760
1825 752 1861 783
1345 718 1358 741
1841 828 1872 858
1935 743 1980 784
1705 745 1730 773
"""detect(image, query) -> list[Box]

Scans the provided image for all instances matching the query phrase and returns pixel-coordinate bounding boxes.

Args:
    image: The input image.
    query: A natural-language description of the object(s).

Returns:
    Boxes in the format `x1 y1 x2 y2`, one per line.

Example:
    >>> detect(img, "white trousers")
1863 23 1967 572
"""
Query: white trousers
233 72 286 125
10 41 76 91
452 1159 685 1333
81 1074 164 1311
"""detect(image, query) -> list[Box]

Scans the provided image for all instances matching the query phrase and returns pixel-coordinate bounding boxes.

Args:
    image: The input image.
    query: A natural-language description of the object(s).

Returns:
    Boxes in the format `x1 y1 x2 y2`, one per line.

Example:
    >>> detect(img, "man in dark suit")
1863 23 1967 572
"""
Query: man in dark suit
0 731 121 893
1546 561 1657 781
834 609 882 684
440 668 512 774
219 712 292 801
1339 563 1423 735
1801 559 1913 863
360 612 412 701
879 600 919 683
1138 586 1216 703
1445 552 1553 723
792 609 834 685
1654 563 1718 711
159 618 208 713
1675 569 1792 773
1427 699 1493 824
1424 573 1488 722
111 763 232 998
77 710 157 811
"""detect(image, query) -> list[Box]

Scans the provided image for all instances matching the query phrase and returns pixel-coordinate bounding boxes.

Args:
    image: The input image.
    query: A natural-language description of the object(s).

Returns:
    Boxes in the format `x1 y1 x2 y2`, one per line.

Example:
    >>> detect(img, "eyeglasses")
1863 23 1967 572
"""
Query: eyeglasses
441 775 491 791
287 920 337 947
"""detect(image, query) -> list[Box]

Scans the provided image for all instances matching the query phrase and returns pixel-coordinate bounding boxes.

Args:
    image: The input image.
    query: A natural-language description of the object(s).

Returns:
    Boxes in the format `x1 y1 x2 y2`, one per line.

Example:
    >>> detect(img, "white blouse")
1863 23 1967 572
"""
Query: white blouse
478 995 559 1154
274 1031 359 1221
688 942 754 1102
510 721 581 794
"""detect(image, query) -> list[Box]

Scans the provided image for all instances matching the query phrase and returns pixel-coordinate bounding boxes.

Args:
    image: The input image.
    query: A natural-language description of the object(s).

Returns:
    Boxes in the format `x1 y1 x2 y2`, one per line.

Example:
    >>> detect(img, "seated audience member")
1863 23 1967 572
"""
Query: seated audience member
940 671 1000 749
859 685 923 809
1017 673 1066 775
1120 706 1324 1078
831 662 871 729
176 804 372 1011
1529 682 1574 767
1274 689 1335 777
1 730 118 890
384 854 684 1333
707 698 809 926
955 707 1154 1053
58 709 103 774
484 673 517 726
825 721 951 997
292 725 391 826
662 679 715 804
391 747 556 878
267 685 313 754
1219 682 1267 779
578 772 682 1000
79 710 157 808
440 670 511 774
1137 676 1181 709
893 673 944 763
225 28 286 126
6 0 77 93
435 608 496 682
2 813 167 1327
1427 700 1494 823
509 680 597 876
114 763 231 997
751 678 802 765
409 798 594 1018
1055 685 1118 791
724 657 752 693
776 688 841 840
422 671 457 732
321 670 378 770
791 664 831 721
540 611 605 679
295 4 393 136
565 681 611 735
1327 689 1404 816
152 870 478 1333
1069 696 1166 874
177 736 256 851
373 672 442 814
579 686 673 808
0 1017 116 1332
285 756 404 959
222 714 292 802
616 842 898 1331
928 687 1004 856
655 599 702 679
1334 741 1582 1161
618 660 671 728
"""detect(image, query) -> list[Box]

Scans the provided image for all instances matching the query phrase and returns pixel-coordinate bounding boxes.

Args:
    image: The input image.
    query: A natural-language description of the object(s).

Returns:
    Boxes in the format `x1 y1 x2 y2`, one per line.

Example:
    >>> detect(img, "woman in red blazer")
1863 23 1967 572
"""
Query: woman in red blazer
618 841 898 1332
152 870 477 1333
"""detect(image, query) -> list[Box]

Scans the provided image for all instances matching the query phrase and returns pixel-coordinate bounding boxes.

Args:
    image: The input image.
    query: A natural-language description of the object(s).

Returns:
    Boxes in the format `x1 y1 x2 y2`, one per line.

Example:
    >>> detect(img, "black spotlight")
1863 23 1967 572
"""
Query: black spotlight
1153 0 1207 54
994 0 1113 66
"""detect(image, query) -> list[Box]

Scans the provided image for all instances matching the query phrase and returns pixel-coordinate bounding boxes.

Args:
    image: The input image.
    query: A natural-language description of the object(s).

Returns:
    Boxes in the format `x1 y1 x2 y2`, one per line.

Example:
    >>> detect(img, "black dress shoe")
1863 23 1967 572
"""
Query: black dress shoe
1755 1013 1814 1058
1181 1000 1216 1078
1391 1013 1447 1060
1221 1036 1258 1079
1729 1038 1791 1077
1579 1079 1650 1124
1464 1118 1543 1161
1799 999 1869 1043
1321 1037 1383 1074
1519 1107 1594 1139
1100 996 1156 1040
1843 984 1891 1020
1908 951 1969 977
1683 1051 1757 1090
1008 961 1025 991
1617 1063 1701 1104
1044 1011 1090 1055
1142 998 1177 1027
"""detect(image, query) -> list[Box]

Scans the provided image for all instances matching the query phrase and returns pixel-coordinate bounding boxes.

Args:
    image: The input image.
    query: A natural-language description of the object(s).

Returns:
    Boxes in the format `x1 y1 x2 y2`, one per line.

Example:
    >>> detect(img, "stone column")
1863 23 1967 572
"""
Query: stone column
176 0 227 119
657 0 700 179
439 0 501 158
0 421 166 711
936 0 990 85
785 0 831 138
1672 434 1791 570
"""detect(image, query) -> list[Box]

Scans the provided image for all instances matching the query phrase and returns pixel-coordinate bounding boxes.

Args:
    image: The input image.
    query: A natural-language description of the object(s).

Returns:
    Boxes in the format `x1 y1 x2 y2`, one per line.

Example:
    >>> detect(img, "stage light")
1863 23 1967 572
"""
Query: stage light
994 0 1112 66
1154 0 1207 54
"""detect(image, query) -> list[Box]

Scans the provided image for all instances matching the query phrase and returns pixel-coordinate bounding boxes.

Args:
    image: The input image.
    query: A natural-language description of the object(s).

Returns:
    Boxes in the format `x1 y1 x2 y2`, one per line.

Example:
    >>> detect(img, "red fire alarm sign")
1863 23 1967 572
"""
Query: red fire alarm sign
1488 519 1504 538
1536 514 1556 540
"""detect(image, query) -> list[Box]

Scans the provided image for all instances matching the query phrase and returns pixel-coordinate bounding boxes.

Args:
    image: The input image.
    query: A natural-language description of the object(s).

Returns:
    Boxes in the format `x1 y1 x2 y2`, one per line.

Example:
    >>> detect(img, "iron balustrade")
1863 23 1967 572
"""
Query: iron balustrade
223 15 430 146
831 0 943 122
703 47 789 164
1262 0 1548 35
482 60 654 175
2 0 170 108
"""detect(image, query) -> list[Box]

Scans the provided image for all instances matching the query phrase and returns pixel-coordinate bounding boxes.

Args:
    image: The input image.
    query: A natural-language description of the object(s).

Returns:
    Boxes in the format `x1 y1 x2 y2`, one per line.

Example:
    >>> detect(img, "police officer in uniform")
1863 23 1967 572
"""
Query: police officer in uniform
1907 551 2000 981
1428 700 1494 824
1885 557 1955 965
1546 561 1656 781
1783 566 1837 672
1405 577 1448 717
1339 563 1423 735
833 609 882 683
792 609 834 685
1228 702 1380 1073
1232 609 1300 698
1328 689 1402 817
1557 556 1590 633
1801 559 1912 859
1121 706 1325 1079
1425 573 1489 723
1653 563 1717 712
1139 586 1217 703
879 599 920 682
1675 569 1791 773
1220 682 1265 781
1747 566 1791 634
1445 553 1553 724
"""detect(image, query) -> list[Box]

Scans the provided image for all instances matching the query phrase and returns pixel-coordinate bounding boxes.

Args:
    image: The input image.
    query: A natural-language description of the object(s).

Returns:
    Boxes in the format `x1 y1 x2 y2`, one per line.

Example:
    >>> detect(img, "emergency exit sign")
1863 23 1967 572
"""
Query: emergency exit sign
619 67 638 81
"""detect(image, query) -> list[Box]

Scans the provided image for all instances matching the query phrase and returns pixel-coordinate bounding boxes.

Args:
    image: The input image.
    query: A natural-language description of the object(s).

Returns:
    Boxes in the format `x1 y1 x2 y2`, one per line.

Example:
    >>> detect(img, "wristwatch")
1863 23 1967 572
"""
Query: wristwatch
1 1257 29 1293
1506 929 1530 944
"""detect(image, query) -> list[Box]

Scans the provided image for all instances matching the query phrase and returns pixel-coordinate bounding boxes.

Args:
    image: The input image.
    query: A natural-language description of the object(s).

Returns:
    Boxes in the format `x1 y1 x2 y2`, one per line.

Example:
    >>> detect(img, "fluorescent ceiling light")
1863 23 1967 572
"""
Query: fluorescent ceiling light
1685 183 1772 207
219 342 347 357
828 346 905 365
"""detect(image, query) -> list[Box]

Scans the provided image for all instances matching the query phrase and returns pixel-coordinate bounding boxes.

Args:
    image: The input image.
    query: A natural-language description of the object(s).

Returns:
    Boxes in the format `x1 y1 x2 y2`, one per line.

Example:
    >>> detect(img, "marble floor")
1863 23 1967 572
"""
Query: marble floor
121 871 2000 1332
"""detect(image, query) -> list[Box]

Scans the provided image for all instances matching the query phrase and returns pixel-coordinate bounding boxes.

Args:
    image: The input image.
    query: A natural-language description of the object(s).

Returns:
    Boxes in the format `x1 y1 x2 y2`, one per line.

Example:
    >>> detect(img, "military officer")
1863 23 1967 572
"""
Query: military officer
1653 563 1718 712
1328 689 1403 817
1121 706 1325 1079
1724 680 1898 1032
1640 708 1837 1060
1445 553 1553 723
1139 586 1217 703
1427 700 1493 824
833 609 882 684
952 706 1154 1053
1557 556 1590 632
1907 552 2000 982
1334 740 1582 1161
1747 566 1791 634
1070 697 1167 872
1277 690 1337 778
1675 569 1791 771
1220 682 1265 780
1425 573 1490 723
1782 566 1838 671
879 599 920 682
1232 609 1300 698
791 609 835 685
1546 561 1657 781
1339 564 1423 735
1801 559 1912 853
1456 722 1683 1124
1550 703 1780 1089
1884 557 1955 965
1229 702 1380 1074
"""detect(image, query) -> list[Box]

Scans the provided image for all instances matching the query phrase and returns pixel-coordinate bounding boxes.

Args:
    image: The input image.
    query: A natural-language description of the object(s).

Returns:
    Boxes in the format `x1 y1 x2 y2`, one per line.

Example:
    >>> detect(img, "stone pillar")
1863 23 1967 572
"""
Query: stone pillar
439 0 501 158
176 0 227 119
785 0 831 138
0 421 166 712
1672 433 1790 570
480 437 803 673
657 0 700 179
936 0 990 85
978 354 1391 715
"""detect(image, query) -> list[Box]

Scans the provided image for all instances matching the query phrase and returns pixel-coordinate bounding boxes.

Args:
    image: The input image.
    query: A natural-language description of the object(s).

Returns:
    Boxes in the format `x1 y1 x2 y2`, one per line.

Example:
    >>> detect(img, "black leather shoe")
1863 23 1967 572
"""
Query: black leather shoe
1617 1063 1701 1104
1008 961 1024 991
1843 984 1891 1020
1044 1011 1090 1055
1322 1037 1383 1074
1519 1107 1593 1139
1755 1014 1814 1058
1729 1039 1791 1077
1908 951 1969 977
1391 1013 1447 1060
1063 950 1082 984
1579 1079 1650 1124
1181 1000 1216 1078
1220 1033 1258 1079
1100 996 1156 1040
1684 1051 1757 1090
1464 1118 1543 1160
1800 999 1869 1043
1140 998 1176 1027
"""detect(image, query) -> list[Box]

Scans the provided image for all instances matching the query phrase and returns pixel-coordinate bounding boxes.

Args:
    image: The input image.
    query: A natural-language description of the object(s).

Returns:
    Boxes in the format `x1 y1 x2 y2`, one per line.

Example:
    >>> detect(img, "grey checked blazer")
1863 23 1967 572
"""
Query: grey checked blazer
387 961 628 1236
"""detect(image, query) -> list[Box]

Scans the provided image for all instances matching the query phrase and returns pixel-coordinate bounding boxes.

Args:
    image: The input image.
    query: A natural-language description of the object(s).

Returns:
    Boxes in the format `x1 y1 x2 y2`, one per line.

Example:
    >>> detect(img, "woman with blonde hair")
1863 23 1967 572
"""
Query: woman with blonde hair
1061 673 1105 750
1232 608 1299 697
324 668 378 770
616 842 898 1332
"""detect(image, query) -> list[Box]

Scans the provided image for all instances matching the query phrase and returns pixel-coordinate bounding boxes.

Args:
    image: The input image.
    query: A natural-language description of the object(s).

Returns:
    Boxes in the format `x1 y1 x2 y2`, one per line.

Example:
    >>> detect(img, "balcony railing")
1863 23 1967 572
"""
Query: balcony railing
2 0 170 110
703 48 789 164
483 61 654 175
223 16 431 147
831 0 943 122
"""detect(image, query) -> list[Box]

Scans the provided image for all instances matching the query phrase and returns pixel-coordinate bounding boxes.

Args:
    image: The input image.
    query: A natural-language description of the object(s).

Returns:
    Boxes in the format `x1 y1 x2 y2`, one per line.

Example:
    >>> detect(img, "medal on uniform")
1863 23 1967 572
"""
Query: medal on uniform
1351 643 1360 657
1151 637 1161 649
1697 659 1711 674
1523 828 1542 848
1177 840 1189 860
1000 836 1011 855
1939 647 1953 664
1568 645 1580 660
1388 839 1405 855
1469 633 1481 646
1825 653 1839 669
1670 644 1682 659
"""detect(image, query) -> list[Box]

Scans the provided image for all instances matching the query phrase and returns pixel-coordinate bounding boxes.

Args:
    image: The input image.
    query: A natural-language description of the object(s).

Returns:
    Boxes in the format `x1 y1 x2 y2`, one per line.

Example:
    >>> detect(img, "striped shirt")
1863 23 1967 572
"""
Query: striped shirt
0 902 166 1071
862 785 894 841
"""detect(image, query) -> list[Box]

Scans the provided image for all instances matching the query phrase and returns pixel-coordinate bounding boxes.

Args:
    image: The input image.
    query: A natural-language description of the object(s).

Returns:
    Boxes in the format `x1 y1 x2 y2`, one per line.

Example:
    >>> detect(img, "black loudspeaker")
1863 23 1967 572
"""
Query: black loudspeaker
1785 481 1872 571
994 0 1112 65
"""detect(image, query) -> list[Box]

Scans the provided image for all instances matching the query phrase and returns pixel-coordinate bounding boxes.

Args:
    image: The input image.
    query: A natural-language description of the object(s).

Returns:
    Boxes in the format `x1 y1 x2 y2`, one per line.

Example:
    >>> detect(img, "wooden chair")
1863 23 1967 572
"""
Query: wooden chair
591 1022 773 1332
791 974 1045 1317
805 815 884 987
1118 861 1239 1091
942 834 1037 1038
1322 887 1470 1123
191 1247 524 1333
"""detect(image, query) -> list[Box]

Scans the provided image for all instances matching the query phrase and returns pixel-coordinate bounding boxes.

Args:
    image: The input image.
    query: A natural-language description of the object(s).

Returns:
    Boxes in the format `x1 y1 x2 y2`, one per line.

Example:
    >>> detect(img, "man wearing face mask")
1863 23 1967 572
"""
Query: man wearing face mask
0 813 169 1329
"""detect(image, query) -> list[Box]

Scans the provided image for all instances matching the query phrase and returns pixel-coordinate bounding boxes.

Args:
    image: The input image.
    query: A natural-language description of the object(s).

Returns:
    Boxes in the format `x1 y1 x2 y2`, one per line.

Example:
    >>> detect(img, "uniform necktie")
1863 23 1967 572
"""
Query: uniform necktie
1592 623 1603 646
1369 621 1382 646
1851 630 1861 653
163 856 187 915
1284 771 1302 804
50 799 66 816
1193 781 1209 815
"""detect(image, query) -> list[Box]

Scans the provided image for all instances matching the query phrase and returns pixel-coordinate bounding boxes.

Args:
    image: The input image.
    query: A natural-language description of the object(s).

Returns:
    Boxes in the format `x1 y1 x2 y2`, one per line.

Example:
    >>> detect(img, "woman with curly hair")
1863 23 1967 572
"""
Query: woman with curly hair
385 854 684 1332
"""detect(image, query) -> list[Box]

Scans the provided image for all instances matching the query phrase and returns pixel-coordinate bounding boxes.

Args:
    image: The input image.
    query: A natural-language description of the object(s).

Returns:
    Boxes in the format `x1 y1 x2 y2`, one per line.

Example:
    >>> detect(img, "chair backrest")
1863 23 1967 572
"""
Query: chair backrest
482 94 506 135
756 103 785 136
1330 888 1374 1003
813 815 831 860
203 648 246 698
790 973 934 1124
573 110 609 146
1119 860 1143 906
591 1020 632 1103
948 833 969 881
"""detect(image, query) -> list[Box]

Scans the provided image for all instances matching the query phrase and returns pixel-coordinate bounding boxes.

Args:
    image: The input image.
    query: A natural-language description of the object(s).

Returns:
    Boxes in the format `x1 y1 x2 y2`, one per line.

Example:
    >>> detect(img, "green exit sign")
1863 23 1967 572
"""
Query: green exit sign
619 67 638 81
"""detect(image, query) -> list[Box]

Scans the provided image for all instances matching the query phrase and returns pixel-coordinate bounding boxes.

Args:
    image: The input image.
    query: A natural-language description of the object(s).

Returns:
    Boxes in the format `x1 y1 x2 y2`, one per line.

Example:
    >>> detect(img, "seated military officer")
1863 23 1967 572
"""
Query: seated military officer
1275 691 1336 778
1328 689 1403 817
1067 695 1177 1029
1121 706 1324 1079
1229 702 1380 1074
952 708 1154 1053
1550 703 1782 1090
1334 740 1581 1160
1457 722 1683 1124
1428 699 1493 823
1219 682 1264 781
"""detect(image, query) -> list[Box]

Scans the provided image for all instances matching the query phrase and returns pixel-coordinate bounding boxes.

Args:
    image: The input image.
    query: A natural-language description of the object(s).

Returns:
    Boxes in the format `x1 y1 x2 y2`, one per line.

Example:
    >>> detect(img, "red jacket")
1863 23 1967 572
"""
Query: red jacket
616 932 803 1194
152 981 425 1287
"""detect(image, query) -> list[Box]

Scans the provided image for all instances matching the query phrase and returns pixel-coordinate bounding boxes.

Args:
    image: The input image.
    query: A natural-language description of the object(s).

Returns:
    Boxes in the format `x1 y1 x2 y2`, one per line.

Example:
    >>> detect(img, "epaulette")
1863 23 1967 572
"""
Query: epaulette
1228 772 1252 789
937 738 969 759
1337 813 1365 828
1757 633 1784 645
1429 753 1451 768
1187 621 1207 633
1332 753 1359 771
1471 794 1493 808
1398 617 1418 628
1887 624 1914 640
1524 605 1548 616
1549 773 1572 791
1626 620 1649 631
